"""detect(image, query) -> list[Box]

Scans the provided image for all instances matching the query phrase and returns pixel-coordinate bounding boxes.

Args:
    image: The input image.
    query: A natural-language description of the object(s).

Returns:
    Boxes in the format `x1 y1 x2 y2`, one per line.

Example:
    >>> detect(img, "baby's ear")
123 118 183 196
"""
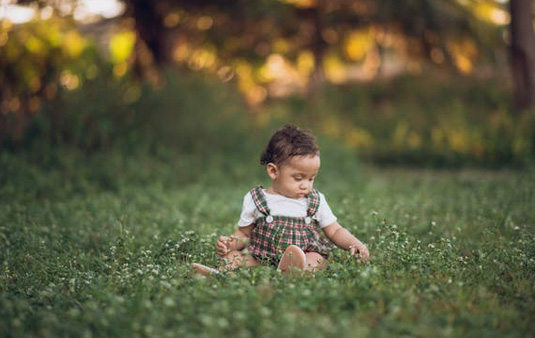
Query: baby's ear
266 163 278 179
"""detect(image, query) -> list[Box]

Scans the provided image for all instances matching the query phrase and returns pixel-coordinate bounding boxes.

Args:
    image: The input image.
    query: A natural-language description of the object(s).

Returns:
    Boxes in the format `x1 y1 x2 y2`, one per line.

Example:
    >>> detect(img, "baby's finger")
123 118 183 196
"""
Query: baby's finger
216 246 227 257
216 236 227 246
359 250 370 262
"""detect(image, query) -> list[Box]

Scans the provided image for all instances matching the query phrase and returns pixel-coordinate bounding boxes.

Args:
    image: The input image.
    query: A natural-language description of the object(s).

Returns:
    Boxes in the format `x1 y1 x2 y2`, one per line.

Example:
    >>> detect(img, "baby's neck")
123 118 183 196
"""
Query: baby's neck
265 186 305 200
265 186 279 195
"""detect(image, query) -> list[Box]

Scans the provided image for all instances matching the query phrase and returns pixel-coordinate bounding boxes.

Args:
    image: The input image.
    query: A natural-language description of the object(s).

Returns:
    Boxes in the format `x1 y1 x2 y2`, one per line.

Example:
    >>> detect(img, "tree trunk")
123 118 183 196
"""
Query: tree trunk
123 0 171 84
127 0 167 64
303 7 327 97
509 0 535 111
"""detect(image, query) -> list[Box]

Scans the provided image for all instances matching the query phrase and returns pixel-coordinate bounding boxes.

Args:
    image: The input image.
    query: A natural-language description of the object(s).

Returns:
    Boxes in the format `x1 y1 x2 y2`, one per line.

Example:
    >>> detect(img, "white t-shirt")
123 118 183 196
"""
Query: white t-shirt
237 189 337 228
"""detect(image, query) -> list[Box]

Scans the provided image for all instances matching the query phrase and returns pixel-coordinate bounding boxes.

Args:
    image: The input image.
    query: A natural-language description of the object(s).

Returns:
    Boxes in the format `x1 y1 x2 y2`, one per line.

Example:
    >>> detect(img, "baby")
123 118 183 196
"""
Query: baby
192 124 369 275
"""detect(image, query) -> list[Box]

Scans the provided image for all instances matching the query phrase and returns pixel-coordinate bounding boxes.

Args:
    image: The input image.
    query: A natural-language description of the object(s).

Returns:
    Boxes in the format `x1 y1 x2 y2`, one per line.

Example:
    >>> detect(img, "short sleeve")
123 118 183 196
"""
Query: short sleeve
316 193 337 228
237 192 260 227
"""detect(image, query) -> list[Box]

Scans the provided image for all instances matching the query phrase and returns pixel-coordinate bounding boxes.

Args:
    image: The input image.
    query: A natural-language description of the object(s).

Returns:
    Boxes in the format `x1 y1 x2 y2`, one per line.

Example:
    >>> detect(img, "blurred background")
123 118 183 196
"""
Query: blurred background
1 0 534 182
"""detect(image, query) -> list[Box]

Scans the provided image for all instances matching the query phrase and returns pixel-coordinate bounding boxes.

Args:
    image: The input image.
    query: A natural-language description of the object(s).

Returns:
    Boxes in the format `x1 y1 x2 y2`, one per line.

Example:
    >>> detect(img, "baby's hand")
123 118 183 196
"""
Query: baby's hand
216 236 230 257
349 243 370 263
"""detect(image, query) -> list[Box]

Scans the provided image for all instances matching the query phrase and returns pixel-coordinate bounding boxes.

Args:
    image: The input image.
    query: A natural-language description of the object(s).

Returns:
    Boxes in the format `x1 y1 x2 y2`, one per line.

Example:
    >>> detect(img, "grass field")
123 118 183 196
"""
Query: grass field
1 152 534 337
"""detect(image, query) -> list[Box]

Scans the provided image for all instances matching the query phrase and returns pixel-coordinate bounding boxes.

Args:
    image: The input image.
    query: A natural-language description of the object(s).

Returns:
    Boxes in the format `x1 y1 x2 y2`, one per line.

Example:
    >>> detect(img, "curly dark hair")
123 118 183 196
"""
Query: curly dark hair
260 125 320 166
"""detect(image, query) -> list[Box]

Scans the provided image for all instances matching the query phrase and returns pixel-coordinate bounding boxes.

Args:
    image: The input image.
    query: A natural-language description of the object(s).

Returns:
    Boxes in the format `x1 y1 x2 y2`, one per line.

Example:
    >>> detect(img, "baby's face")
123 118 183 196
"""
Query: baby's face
270 155 320 199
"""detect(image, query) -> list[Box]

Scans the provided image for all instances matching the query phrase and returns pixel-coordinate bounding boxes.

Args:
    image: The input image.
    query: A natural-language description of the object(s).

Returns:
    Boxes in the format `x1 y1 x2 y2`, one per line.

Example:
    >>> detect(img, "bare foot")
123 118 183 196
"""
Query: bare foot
277 245 306 275
190 263 220 276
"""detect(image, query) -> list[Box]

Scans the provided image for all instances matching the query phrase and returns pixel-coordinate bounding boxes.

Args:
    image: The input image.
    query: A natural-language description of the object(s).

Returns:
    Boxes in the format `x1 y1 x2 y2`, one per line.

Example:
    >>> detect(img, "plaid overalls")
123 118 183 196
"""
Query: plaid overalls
247 186 335 265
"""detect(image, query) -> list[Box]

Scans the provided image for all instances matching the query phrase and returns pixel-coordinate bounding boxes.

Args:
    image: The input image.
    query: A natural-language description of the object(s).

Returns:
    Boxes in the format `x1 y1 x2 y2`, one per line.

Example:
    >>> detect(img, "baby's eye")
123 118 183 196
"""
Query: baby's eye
294 177 303 181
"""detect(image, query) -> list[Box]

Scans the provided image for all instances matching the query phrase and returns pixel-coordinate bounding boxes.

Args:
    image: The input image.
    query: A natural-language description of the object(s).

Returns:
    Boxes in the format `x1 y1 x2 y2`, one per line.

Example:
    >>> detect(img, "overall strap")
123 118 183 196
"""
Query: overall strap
250 186 271 216
307 189 321 217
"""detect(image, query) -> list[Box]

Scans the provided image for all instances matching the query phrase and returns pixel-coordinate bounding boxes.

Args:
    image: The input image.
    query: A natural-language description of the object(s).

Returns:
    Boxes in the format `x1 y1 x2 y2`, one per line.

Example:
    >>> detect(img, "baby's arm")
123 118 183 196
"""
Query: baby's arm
216 225 253 257
322 222 370 262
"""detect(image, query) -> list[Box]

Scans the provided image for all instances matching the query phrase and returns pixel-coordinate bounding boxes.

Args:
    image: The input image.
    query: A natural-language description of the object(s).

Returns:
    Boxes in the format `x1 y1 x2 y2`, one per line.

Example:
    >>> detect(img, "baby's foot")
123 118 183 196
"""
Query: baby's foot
190 263 220 276
277 245 306 275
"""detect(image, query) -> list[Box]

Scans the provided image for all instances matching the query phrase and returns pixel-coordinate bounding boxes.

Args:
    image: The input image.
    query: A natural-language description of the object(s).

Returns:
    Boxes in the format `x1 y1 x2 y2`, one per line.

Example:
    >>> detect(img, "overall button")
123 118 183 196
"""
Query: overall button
305 217 312 224
266 216 274 223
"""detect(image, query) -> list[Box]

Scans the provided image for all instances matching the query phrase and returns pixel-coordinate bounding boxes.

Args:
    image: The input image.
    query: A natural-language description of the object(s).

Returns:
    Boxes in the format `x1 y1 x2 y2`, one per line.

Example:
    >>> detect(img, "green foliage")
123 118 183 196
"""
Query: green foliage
269 75 535 168
3 65 532 170
0 68 366 210
0 17 106 140
11 69 246 153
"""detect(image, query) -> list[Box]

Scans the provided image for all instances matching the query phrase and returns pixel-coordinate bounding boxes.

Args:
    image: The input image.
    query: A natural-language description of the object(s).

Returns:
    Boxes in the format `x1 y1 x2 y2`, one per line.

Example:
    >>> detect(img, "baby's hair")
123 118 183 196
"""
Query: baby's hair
260 125 320 166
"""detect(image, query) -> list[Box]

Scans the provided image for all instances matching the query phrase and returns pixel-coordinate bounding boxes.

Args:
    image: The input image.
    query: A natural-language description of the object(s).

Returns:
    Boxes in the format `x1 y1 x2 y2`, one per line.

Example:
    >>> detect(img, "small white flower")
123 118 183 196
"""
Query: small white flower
163 297 175 307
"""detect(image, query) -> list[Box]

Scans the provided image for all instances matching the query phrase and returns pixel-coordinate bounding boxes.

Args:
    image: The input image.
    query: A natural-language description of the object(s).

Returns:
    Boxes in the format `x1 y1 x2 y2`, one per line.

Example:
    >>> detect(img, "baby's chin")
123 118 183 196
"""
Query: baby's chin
272 188 308 199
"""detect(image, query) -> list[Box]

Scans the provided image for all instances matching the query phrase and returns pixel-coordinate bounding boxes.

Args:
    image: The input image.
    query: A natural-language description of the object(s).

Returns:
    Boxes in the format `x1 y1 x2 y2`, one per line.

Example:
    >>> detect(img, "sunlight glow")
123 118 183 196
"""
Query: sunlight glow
196 16 213 31
60 70 80 91
489 8 510 25
281 0 316 8
345 30 373 61
74 0 124 22
0 3 35 24
110 31 136 63
474 2 510 25
0 0 124 24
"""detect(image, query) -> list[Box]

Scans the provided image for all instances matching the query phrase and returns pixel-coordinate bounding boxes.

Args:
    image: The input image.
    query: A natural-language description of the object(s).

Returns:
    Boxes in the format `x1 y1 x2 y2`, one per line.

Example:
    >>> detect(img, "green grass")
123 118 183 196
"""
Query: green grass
1 152 534 337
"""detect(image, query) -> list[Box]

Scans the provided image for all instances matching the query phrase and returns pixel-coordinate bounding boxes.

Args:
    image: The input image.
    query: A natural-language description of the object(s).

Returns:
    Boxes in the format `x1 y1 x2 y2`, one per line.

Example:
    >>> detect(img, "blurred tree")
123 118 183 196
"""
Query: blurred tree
129 0 494 96
12 1 502 80
286 0 493 92
7 0 513 102
0 16 102 145
509 0 535 111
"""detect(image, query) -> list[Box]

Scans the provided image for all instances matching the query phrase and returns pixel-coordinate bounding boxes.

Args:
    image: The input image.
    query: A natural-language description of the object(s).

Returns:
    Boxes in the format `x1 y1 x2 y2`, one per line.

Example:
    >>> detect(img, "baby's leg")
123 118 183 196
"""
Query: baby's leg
222 250 259 271
304 252 328 272
191 251 258 276
190 263 220 276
